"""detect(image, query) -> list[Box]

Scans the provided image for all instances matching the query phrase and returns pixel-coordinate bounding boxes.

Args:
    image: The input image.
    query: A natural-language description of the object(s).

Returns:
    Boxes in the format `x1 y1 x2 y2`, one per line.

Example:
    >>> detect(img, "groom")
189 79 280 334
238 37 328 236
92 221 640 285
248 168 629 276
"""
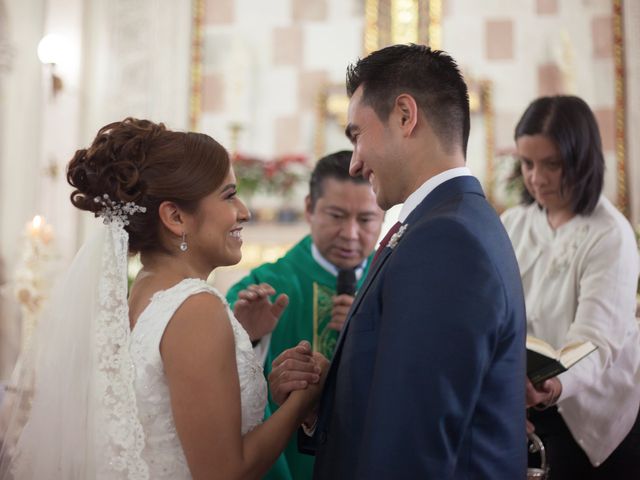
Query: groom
270 44 527 479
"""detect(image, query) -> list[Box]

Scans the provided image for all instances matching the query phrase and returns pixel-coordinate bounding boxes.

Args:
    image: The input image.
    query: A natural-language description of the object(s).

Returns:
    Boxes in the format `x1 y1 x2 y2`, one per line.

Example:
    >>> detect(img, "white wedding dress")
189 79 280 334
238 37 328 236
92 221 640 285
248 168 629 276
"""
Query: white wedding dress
129 278 267 479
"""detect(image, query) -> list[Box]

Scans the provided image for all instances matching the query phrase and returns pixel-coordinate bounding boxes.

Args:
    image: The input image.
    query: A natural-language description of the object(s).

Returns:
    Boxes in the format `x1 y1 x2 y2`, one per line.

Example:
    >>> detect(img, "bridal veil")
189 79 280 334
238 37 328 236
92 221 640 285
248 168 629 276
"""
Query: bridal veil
0 215 148 479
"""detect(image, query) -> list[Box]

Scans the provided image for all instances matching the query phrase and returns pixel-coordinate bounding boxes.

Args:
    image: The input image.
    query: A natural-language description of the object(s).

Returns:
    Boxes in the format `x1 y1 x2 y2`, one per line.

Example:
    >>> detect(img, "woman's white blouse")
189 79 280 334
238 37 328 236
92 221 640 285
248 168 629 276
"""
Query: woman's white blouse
502 196 640 466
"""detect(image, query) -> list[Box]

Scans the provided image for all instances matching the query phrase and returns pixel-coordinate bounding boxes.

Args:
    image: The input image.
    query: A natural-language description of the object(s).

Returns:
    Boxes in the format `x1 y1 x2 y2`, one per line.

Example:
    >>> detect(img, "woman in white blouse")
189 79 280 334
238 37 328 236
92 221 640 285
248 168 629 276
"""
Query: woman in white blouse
501 95 640 478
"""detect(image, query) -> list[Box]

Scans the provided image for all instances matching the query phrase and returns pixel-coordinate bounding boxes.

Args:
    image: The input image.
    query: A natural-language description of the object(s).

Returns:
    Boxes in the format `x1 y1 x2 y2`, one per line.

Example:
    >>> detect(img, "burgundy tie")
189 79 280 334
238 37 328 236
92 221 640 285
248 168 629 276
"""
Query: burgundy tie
372 221 402 264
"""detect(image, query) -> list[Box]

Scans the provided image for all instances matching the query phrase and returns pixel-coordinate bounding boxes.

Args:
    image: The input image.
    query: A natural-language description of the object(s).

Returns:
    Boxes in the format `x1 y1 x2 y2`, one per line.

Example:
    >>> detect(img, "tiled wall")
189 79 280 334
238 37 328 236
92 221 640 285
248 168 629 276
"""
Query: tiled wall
199 0 363 158
199 0 619 201
442 0 617 200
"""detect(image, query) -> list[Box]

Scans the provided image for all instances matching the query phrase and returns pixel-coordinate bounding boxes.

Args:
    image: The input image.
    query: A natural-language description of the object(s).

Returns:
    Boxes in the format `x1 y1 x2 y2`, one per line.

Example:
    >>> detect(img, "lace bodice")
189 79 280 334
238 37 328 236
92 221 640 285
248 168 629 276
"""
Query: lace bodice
129 278 267 479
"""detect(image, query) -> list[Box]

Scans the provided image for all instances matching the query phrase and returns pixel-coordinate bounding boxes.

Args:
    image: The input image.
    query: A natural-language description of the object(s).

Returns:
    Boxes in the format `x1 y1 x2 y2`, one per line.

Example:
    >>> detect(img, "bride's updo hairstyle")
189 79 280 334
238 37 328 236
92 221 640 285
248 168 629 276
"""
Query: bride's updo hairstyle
67 118 230 254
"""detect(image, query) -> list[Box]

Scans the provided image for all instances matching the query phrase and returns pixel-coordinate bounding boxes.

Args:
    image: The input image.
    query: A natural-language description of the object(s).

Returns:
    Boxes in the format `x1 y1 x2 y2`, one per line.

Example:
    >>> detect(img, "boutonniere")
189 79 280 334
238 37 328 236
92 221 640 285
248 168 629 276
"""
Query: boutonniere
388 224 408 249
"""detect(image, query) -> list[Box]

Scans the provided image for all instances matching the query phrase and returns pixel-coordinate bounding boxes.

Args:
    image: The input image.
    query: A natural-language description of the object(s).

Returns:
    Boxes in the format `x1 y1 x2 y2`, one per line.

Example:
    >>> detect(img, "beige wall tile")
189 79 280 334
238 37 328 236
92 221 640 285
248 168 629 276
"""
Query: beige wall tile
273 27 303 66
298 70 329 111
594 107 615 152
536 0 558 15
495 110 520 151
592 16 613 58
293 0 328 21
485 20 514 60
205 0 234 25
275 115 301 154
442 0 452 18
537 63 563 96
202 73 225 113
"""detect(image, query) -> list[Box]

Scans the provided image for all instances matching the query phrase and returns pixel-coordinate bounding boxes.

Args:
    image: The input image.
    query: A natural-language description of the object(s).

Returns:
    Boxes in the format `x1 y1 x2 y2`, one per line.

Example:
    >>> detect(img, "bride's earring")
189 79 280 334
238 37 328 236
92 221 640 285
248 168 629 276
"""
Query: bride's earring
179 232 188 252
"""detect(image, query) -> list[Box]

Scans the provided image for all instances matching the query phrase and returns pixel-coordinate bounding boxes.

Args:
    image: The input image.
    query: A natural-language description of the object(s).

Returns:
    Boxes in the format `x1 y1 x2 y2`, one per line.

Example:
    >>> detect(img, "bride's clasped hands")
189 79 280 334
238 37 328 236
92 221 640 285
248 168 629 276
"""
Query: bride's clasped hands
268 340 330 425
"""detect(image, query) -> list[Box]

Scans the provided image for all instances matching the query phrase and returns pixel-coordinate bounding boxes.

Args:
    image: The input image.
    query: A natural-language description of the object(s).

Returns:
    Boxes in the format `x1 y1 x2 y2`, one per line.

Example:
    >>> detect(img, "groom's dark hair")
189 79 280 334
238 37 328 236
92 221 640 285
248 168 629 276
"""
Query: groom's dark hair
346 43 470 157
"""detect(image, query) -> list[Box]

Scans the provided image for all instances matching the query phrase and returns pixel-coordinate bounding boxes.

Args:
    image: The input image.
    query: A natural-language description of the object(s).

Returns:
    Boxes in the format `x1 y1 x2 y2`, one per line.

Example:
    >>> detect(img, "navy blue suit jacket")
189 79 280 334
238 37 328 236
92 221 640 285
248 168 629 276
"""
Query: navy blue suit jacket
302 176 527 479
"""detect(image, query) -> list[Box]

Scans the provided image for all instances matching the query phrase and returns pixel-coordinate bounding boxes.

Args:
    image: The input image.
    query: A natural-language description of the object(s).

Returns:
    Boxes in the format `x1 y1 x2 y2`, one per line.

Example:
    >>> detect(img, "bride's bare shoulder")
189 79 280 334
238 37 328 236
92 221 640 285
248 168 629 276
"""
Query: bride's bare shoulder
128 274 217 328
160 291 235 371
164 289 232 342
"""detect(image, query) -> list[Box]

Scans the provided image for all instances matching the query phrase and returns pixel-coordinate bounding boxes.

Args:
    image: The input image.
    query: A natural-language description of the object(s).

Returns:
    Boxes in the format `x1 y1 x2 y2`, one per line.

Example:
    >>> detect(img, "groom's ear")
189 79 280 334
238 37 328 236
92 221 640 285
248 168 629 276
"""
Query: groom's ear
157 201 186 237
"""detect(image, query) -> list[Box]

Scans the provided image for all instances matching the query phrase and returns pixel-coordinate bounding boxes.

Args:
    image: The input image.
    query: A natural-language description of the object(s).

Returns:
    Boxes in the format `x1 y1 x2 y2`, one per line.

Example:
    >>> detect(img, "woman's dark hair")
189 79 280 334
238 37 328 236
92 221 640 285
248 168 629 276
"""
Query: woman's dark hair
514 95 604 215
67 118 230 254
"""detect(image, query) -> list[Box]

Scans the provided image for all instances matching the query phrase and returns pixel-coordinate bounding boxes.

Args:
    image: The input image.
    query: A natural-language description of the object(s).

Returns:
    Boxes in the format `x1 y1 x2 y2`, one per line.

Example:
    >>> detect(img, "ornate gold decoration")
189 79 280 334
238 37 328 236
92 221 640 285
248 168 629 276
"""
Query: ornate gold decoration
480 80 495 203
465 77 496 203
363 0 438 54
426 0 442 49
189 0 204 130
391 0 419 46
613 0 628 217
364 0 380 55
314 83 351 159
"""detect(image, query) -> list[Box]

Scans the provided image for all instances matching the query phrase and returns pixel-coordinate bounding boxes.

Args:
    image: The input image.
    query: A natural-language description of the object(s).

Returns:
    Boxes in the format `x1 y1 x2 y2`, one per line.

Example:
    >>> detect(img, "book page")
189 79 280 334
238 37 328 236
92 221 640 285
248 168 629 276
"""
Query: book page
526 335 558 360
559 341 597 368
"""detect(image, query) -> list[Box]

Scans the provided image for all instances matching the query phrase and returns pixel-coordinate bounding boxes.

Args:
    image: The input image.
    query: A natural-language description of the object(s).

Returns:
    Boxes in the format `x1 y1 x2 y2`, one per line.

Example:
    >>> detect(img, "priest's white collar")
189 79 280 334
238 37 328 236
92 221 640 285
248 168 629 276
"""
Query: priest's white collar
311 243 366 280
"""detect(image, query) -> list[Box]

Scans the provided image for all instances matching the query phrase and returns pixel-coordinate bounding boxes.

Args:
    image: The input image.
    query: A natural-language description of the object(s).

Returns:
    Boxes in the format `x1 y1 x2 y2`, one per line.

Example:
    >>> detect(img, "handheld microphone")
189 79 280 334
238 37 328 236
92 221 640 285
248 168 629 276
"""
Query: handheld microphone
336 268 357 296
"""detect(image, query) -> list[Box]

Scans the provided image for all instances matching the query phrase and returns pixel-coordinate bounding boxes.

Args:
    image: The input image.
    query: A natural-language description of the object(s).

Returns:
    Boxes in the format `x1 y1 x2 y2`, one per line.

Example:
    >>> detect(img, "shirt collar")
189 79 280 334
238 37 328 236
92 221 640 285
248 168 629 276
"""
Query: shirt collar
398 167 472 223
311 243 366 280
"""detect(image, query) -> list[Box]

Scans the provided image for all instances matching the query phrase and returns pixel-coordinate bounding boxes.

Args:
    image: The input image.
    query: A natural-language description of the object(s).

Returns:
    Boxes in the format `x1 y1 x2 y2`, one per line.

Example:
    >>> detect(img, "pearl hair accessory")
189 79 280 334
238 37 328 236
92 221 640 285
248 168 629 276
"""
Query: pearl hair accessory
94 194 147 226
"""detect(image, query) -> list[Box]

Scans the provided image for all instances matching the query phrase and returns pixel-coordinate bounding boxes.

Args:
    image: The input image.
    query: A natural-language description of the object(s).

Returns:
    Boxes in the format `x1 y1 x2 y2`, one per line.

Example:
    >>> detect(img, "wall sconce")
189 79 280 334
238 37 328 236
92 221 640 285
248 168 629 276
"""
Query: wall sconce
37 34 65 97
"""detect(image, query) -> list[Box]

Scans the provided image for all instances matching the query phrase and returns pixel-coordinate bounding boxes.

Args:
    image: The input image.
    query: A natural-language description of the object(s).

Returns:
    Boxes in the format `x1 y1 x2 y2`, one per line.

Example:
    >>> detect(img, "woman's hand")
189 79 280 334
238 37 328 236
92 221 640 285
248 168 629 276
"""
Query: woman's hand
525 377 562 435
268 341 320 406
526 377 562 409
233 283 288 341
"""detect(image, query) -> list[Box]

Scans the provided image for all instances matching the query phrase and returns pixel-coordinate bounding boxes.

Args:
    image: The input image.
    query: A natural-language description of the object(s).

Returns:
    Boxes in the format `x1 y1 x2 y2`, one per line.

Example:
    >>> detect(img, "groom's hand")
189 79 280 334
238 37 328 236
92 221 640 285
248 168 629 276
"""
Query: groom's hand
269 341 320 406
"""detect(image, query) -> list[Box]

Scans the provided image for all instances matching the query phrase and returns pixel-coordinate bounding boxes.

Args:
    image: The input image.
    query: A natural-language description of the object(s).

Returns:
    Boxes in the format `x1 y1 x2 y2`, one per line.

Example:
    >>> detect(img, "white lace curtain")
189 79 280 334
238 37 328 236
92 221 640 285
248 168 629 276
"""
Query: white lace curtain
0 0 21 384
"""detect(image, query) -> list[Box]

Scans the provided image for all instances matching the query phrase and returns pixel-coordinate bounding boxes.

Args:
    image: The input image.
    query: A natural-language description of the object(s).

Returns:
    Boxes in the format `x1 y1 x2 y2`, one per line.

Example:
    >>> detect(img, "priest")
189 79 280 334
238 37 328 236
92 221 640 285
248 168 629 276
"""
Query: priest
227 150 384 480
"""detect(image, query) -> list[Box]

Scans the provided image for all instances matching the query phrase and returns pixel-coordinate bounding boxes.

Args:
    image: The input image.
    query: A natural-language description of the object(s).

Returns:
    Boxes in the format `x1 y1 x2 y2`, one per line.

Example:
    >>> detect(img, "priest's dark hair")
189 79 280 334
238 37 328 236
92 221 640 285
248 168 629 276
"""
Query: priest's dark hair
308 150 368 210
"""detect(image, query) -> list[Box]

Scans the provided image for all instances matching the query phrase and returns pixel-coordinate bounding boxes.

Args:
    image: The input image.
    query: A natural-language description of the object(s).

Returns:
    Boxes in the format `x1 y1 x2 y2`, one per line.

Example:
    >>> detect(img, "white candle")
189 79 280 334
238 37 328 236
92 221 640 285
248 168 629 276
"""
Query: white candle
27 215 53 243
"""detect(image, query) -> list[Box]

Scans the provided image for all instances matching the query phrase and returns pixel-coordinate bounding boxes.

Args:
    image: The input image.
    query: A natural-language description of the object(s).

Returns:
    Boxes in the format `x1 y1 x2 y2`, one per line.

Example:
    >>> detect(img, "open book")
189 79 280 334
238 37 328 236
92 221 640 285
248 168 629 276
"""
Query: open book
527 335 597 385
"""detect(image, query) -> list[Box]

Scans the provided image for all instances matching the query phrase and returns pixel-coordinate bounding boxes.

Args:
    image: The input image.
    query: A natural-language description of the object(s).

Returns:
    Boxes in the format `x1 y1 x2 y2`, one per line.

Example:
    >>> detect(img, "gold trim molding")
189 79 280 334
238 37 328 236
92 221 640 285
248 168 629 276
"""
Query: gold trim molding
189 0 204 130
480 80 495 204
613 0 628 217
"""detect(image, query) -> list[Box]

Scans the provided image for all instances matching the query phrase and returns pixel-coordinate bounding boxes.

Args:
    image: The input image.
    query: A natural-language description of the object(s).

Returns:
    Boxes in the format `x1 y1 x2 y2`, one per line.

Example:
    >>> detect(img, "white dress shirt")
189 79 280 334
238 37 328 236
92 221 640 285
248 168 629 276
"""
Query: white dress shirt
502 196 640 466
398 167 472 222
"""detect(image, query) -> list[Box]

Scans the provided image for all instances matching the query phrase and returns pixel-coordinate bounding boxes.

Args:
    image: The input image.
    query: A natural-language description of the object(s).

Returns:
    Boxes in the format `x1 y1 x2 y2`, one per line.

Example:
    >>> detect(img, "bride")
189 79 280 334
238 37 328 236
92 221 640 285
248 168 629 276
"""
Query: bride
0 118 325 479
